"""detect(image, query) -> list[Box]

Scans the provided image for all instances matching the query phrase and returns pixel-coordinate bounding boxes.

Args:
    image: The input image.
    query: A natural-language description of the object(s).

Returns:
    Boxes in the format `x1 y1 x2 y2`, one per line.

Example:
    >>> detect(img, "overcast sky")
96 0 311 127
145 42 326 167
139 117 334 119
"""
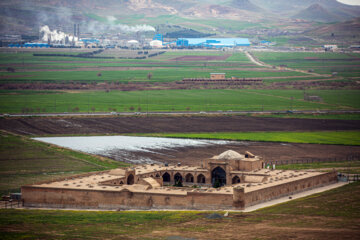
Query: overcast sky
338 0 360 5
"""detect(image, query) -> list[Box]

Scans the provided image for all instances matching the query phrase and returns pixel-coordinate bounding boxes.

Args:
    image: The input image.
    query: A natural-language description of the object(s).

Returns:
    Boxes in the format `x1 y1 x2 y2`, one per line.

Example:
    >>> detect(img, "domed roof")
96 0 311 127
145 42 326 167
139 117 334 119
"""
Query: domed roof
212 150 244 160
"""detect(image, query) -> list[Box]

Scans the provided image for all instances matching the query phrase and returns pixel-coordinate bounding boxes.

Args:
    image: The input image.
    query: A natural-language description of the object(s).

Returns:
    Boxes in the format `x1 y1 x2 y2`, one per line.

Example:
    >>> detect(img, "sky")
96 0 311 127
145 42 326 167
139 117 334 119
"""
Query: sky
338 0 360 5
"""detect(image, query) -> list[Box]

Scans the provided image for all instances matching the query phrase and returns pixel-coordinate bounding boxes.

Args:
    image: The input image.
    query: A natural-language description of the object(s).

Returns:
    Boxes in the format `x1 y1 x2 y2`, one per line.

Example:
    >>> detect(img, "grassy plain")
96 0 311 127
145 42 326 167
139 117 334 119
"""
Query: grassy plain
276 161 360 174
0 131 128 195
139 131 360 146
0 49 314 83
0 89 359 113
0 182 359 239
253 51 360 77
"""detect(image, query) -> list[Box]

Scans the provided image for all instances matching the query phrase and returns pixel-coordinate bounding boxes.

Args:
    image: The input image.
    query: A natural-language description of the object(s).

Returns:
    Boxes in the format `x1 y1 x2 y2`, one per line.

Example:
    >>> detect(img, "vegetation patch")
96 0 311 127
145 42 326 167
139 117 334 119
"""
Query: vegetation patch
138 131 360 146
0 131 128 195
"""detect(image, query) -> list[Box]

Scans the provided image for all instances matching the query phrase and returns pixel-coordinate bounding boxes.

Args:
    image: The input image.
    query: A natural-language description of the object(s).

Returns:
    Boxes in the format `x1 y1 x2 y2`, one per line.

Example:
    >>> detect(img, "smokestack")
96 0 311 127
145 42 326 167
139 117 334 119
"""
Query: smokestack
74 24 76 37
77 24 80 39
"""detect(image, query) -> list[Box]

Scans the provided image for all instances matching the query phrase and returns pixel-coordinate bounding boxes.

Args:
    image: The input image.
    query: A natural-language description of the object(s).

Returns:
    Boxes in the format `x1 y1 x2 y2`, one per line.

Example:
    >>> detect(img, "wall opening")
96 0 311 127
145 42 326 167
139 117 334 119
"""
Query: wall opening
197 174 206 184
127 174 134 185
211 166 226 187
185 173 194 183
162 172 170 182
232 176 241 184
174 172 183 184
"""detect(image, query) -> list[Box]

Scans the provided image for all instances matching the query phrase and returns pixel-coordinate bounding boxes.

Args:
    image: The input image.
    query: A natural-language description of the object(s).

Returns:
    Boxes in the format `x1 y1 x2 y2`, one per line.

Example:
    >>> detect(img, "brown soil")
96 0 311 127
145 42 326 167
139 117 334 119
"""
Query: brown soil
1 116 359 164
171 55 231 61
121 142 360 166
1 115 359 135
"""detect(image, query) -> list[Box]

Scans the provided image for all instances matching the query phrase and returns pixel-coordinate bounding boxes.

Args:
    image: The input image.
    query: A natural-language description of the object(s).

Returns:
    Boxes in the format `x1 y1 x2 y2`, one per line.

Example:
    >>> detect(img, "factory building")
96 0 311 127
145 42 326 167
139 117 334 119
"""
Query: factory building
176 38 251 48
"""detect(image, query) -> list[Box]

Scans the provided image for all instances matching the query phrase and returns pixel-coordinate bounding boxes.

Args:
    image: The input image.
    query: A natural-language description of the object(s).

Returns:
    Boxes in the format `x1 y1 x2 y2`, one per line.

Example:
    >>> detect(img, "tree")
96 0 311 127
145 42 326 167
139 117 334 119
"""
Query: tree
7 67 15 73
147 72 153 80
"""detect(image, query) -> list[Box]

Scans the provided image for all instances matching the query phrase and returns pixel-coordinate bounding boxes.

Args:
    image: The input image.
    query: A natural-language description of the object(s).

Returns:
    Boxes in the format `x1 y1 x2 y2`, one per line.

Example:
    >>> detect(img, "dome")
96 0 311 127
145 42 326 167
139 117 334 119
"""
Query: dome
212 150 244 160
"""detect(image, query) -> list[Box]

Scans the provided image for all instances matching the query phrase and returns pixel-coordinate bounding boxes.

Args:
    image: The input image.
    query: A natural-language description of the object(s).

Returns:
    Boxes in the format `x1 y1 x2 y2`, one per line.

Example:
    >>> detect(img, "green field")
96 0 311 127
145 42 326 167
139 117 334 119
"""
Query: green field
0 89 359 114
253 52 360 77
0 49 316 83
0 131 128 195
138 131 360 146
276 161 360 174
1 182 359 239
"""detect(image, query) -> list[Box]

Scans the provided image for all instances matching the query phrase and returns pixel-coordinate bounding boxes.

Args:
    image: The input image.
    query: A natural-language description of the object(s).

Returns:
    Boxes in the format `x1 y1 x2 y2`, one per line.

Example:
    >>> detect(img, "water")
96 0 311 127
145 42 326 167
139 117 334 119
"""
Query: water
33 136 238 164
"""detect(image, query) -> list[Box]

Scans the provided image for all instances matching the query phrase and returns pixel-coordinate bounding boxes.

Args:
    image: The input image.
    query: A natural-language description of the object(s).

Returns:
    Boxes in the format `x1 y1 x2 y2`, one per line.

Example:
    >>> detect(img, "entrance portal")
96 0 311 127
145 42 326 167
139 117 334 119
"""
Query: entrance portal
211 166 226 187
127 174 134 185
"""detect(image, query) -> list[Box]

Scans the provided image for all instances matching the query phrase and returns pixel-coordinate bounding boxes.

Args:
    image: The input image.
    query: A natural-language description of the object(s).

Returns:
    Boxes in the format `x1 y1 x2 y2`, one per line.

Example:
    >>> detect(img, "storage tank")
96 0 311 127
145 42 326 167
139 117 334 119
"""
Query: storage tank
149 40 163 48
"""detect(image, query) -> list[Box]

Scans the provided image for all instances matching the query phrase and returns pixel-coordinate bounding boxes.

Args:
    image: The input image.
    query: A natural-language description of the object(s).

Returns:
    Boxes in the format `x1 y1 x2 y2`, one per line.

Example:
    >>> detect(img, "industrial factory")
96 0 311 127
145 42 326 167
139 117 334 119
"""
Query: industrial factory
5 23 251 49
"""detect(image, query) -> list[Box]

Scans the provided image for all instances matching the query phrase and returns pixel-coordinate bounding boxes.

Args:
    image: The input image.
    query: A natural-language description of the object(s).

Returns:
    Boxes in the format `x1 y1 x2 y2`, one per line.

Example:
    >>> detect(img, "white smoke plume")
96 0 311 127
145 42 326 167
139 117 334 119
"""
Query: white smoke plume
85 16 155 34
40 25 78 42
105 15 155 32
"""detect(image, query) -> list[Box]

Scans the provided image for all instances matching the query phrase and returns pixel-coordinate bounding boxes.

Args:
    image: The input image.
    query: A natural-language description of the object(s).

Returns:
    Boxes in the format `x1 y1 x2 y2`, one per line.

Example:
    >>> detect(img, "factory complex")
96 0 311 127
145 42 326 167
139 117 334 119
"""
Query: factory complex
5 24 251 49
22 150 337 211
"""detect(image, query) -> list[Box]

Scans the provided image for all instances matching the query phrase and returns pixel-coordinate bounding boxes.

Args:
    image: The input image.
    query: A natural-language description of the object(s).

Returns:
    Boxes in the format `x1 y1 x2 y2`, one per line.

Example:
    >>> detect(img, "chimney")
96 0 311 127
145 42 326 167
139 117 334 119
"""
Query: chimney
77 24 80 38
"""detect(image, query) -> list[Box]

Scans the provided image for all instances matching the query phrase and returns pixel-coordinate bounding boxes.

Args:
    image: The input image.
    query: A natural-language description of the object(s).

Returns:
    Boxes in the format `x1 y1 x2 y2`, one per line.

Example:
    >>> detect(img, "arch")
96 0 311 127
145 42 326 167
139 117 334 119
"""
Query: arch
185 173 194 183
119 181 124 185
150 175 154 178
162 172 170 182
174 172 183 184
127 174 134 185
211 166 226 188
155 173 160 178
197 174 206 184
232 176 241 184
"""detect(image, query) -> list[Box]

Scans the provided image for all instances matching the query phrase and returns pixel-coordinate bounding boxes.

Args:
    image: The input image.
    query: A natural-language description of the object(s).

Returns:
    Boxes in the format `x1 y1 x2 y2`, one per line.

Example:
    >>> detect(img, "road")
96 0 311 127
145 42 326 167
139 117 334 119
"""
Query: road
244 51 331 77
1 110 360 118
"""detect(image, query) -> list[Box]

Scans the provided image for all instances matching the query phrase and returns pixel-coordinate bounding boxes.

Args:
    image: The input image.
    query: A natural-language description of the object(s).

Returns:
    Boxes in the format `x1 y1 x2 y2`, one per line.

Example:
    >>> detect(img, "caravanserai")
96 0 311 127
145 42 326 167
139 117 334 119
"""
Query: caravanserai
22 150 337 210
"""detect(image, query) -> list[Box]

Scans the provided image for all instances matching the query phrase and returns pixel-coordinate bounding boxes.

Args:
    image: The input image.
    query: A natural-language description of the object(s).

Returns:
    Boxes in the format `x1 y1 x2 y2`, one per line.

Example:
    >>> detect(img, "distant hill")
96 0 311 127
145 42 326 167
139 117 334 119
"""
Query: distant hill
309 17 360 37
230 0 263 12
293 4 337 22
1 0 360 36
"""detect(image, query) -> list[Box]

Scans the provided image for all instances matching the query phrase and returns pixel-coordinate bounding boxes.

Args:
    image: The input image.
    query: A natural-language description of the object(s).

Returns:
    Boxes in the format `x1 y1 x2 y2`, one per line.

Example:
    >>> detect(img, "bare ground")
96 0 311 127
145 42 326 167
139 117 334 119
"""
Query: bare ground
1 115 359 135
1 116 359 164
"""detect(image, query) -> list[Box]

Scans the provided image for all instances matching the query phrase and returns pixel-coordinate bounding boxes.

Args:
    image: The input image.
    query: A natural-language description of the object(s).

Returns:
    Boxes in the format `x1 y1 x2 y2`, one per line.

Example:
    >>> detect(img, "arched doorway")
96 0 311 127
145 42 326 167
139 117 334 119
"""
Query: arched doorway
127 174 134 185
232 176 241 184
174 172 183 186
211 166 226 187
197 174 206 184
185 173 194 183
162 172 170 182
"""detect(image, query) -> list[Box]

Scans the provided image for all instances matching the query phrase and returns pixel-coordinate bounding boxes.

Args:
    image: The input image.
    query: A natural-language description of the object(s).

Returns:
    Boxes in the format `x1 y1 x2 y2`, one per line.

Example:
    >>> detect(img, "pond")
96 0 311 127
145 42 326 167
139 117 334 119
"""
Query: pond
33 136 239 164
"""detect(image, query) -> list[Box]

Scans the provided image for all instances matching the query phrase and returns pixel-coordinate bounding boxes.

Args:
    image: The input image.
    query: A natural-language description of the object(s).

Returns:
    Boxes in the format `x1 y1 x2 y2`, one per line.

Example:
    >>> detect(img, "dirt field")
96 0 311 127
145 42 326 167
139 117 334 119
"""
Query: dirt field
1 115 359 135
115 141 360 165
1 115 359 164
171 55 231 61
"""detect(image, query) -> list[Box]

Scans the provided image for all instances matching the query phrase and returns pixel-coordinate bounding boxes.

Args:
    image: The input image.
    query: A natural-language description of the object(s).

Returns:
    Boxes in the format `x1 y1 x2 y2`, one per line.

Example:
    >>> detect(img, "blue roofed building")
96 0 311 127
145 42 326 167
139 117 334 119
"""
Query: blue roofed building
176 38 250 48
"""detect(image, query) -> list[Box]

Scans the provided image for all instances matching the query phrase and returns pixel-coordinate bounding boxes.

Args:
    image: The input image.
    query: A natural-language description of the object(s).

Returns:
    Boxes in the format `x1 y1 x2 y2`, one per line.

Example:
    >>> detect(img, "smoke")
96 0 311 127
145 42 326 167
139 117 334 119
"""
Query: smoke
40 25 78 43
85 16 155 34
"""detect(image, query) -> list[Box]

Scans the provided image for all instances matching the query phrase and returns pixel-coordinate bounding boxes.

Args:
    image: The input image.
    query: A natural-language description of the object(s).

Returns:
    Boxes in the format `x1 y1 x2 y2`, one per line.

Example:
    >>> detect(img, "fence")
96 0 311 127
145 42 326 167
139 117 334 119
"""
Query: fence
337 173 360 182
264 154 360 166
0 200 23 209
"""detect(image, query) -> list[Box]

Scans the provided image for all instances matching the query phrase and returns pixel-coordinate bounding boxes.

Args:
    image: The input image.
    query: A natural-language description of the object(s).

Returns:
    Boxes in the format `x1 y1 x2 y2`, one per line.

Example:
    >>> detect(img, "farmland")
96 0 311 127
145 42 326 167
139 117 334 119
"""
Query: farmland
0 88 359 114
253 52 360 78
0 49 332 84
